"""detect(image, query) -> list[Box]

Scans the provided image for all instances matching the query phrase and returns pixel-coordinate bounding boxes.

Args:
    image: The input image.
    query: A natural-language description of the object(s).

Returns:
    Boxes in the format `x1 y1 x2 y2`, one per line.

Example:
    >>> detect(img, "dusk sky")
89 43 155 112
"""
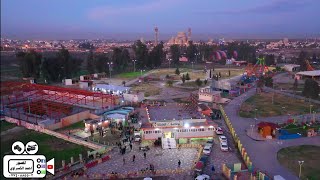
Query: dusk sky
1 0 320 40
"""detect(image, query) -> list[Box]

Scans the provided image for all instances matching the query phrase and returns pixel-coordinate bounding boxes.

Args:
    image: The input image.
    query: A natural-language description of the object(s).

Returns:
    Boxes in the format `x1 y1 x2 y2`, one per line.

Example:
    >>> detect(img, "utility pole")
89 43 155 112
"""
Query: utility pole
168 58 172 69
107 62 113 78
132 60 137 72
298 160 304 178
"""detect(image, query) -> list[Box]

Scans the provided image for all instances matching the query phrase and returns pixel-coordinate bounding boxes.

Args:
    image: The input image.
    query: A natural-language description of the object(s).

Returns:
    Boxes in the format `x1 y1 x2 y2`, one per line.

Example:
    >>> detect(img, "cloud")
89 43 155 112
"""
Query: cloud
88 0 181 20
197 0 315 15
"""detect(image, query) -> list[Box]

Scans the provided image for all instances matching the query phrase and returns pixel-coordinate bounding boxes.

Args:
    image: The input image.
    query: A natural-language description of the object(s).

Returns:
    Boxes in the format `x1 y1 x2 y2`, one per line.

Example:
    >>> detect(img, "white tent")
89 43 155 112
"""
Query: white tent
273 175 286 180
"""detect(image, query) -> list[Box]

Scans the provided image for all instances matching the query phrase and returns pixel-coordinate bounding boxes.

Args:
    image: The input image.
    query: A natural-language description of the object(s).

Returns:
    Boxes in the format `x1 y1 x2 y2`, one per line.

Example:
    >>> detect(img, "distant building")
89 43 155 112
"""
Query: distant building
283 64 300 72
123 92 144 103
295 70 320 80
168 31 188 46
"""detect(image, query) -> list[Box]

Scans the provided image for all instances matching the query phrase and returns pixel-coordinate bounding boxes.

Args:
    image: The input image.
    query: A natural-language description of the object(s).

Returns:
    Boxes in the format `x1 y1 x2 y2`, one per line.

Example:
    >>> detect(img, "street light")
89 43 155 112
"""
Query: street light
250 124 254 135
107 62 113 78
132 60 137 72
298 160 304 178
168 58 172 69
309 105 313 116
282 106 286 115
27 97 32 114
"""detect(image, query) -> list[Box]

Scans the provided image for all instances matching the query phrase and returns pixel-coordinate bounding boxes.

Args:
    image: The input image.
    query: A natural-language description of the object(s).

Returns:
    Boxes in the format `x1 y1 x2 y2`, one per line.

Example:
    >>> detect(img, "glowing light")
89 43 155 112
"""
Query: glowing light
191 127 195 129
200 126 204 128
155 128 160 130
209 126 214 128
184 123 190 128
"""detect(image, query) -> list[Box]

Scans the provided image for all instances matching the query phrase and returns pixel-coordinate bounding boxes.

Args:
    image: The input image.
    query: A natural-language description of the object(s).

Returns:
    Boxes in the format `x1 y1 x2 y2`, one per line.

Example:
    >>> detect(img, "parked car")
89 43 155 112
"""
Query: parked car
199 155 208 164
195 174 210 180
219 135 227 143
215 127 223 135
194 161 204 173
203 145 212 155
205 139 214 146
220 142 229 152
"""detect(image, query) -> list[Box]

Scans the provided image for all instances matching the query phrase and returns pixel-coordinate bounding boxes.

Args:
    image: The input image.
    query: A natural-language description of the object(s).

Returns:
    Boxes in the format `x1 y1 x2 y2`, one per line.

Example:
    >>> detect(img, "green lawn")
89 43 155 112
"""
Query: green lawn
277 145 320 180
180 81 208 88
1 126 90 168
239 92 320 118
115 71 148 79
57 121 85 131
0 121 16 132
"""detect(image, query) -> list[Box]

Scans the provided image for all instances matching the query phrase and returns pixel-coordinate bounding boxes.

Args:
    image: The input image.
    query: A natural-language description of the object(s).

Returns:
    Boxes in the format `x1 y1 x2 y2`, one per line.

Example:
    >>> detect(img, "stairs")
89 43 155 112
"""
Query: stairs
162 137 177 149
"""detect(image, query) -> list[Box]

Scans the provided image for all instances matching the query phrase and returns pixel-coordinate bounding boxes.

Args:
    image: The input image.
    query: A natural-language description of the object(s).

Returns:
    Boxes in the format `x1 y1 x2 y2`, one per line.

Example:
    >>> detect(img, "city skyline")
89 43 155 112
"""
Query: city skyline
1 0 320 40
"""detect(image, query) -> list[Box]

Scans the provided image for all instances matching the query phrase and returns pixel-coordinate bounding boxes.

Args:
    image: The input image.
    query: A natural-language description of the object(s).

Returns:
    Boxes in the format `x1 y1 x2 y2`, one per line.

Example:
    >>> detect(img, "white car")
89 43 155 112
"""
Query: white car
203 145 212 155
195 174 210 180
219 135 227 143
205 139 214 147
215 127 223 135
220 142 228 151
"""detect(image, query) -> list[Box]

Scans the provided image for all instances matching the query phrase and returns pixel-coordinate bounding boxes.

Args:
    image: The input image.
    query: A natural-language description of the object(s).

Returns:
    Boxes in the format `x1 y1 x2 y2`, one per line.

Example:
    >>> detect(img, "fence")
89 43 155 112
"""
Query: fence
219 105 272 180
5 116 104 150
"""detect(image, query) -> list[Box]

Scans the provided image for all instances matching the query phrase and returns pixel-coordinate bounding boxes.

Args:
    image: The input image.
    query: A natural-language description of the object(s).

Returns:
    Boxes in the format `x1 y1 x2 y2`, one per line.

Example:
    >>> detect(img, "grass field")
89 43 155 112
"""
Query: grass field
130 82 161 97
180 80 208 88
277 145 320 180
239 92 320 118
1 124 90 168
0 121 16 132
115 71 148 79
57 121 85 131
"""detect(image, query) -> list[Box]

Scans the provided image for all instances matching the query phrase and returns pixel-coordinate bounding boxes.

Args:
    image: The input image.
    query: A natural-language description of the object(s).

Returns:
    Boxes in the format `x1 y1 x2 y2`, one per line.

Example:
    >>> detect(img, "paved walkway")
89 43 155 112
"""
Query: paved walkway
224 88 320 180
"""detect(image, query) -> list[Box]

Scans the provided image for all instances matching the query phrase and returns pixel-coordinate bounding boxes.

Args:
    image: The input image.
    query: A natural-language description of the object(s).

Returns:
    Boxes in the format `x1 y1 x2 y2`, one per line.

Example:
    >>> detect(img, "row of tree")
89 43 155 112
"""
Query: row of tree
17 48 83 83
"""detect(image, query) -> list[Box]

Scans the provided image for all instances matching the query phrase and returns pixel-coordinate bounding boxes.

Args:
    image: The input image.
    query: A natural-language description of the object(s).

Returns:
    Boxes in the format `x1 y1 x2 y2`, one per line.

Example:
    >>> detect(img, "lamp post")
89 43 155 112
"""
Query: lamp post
107 62 113 78
313 111 316 123
282 106 286 116
250 124 254 135
132 60 137 72
168 58 172 69
309 105 313 117
27 97 32 114
298 160 304 178
191 62 194 70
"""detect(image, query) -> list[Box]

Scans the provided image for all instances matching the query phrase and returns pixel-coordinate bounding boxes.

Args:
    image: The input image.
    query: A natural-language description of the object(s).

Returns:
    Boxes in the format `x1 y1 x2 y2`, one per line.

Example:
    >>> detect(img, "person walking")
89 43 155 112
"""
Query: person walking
130 143 133 151
123 157 125 165
143 152 146 159
178 160 181 167
132 155 135 162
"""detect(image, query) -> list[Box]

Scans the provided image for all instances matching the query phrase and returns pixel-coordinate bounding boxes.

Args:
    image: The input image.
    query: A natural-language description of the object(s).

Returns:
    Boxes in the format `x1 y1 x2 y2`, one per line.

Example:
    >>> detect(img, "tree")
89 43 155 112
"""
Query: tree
166 80 173 87
122 81 126 86
170 45 180 65
186 41 197 62
302 79 319 99
120 48 130 71
293 78 298 94
133 40 149 68
264 76 273 87
185 73 190 80
41 48 82 82
181 74 186 83
175 67 180 75
298 51 308 71
265 54 275 66
87 50 95 74
149 42 165 68
95 54 109 73
195 78 203 87
16 50 42 79
204 79 208 85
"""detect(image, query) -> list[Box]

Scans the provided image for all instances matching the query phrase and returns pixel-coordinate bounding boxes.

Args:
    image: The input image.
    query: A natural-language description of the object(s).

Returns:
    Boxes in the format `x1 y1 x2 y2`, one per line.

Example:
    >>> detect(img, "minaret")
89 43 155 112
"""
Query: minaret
154 27 159 45
187 28 192 42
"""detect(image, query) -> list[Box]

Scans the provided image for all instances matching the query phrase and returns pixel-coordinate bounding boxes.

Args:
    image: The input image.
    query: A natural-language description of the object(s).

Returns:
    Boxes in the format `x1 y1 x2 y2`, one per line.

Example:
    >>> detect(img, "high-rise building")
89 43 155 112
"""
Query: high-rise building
154 27 159 45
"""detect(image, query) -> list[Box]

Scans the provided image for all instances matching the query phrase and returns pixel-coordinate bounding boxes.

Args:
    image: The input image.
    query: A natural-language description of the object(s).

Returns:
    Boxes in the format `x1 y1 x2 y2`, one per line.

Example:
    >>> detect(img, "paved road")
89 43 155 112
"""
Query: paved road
224 88 320 180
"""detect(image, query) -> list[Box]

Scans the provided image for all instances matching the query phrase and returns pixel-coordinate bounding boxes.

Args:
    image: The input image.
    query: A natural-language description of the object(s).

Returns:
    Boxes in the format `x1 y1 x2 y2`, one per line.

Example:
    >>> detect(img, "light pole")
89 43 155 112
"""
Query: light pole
27 97 32 114
191 62 194 70
298 160 304 178
313 111 316 123
250 124 254 135
132 60 137 72
168 58 172 69
309 105 313 117
282 106 286 116
107 62 113 78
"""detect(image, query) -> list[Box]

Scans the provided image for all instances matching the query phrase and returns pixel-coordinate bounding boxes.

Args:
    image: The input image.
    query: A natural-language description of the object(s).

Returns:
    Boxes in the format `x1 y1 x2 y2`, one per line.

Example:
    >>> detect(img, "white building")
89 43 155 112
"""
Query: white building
283 64 300 72
123 92 145 103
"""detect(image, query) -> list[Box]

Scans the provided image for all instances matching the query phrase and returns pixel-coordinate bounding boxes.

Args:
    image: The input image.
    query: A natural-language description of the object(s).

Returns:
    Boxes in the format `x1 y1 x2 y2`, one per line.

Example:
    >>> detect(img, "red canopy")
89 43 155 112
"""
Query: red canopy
257 122 280 129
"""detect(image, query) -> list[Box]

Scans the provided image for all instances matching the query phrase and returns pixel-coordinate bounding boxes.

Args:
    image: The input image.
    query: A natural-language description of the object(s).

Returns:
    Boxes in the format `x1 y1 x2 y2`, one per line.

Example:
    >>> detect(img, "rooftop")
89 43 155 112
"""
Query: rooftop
147 104 204 121
296 70 320 76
